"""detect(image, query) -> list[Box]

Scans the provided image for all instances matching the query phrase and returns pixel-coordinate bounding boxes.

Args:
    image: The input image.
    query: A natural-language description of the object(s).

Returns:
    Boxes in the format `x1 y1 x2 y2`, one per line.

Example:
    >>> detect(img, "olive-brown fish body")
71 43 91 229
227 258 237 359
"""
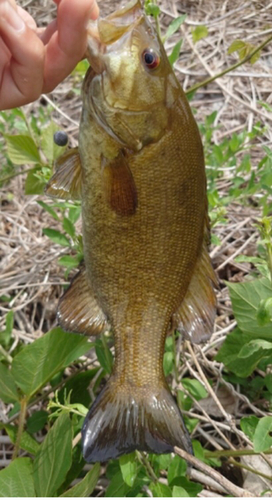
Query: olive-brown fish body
46 0 216 463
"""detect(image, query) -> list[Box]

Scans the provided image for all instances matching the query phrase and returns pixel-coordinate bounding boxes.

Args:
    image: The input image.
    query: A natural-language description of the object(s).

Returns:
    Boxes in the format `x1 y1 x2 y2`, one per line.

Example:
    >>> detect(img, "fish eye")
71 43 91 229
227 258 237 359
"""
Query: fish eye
142 49 160 70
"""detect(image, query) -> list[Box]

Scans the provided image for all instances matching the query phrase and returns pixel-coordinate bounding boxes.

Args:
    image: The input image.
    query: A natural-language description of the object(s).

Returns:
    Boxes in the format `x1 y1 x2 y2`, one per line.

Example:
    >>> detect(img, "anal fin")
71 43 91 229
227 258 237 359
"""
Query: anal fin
45 148 82 200
172 244 218 344
58 266 109 336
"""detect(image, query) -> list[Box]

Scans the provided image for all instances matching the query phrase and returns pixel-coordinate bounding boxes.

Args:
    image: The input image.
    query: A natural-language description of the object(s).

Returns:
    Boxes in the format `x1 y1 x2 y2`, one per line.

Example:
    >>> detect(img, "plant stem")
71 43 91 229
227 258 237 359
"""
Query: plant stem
101 333 113 373
1 168 35 184
205 448 272 458
12 395 28 461
136 451 158 483
228 458 272 482
185 34 272 95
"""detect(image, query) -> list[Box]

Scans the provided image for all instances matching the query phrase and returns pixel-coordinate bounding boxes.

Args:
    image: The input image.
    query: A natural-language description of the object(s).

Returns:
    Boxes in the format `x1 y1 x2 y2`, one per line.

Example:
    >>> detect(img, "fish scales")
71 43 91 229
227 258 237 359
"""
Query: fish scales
46 0 217 463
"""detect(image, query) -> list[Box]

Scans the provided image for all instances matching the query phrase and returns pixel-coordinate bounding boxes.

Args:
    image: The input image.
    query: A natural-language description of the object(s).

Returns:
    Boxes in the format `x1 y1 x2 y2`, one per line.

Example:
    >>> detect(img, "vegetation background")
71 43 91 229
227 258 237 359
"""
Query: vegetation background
0 0 272 496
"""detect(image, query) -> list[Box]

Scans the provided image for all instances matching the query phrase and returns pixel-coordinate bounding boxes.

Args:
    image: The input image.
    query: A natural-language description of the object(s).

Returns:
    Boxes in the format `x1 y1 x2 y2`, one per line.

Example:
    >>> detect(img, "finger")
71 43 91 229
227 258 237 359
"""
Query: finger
17 5 37 30
0 0 45 109
42 0 99 93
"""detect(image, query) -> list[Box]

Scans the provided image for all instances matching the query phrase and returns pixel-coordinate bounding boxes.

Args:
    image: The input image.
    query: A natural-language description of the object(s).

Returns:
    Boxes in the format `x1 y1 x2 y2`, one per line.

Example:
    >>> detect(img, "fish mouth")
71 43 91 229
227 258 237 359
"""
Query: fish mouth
86 0 143 74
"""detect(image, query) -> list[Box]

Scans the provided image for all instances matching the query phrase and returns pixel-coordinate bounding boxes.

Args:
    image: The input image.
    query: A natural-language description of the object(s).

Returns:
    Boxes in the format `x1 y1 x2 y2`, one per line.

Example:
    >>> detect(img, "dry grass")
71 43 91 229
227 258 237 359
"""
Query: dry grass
1 0 272 495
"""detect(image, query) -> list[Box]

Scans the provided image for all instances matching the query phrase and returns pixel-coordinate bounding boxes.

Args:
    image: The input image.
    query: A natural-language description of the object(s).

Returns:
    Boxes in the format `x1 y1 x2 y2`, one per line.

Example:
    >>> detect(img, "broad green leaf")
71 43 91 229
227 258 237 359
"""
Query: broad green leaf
240 415 259 441
58 255 82 268
27 410 49 434
191 25 208 43
60 463 100 497
3 424 40 455
105 470 130 497
43 228 70 247
11 328 90 397
228 39 246 54
163 351 174 376
0 458 35 497
41 122 64 162
95 338 113 374
227 278 272 337
33 413 72 497
253 416 272 453
164 15 186 41
257 297 272 326
182 379 208 400
172 485 189 497
0 310 13 345
119 452 138 487
0 362 19 403
150 482 172 497
168 455 187 485
25 167 45 195
168 39 183 66
170 476 202 497
63 217 76 238
5 134 40 164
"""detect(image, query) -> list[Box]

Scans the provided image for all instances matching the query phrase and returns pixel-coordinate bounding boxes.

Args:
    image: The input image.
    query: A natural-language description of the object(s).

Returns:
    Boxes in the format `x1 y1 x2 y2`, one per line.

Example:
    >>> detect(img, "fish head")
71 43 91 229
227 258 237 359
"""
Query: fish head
83 0 180 150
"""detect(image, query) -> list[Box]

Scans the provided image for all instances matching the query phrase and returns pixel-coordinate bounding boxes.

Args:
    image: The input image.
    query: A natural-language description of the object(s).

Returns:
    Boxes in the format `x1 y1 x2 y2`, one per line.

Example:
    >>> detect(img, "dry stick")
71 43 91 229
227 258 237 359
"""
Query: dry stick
174 446 252 497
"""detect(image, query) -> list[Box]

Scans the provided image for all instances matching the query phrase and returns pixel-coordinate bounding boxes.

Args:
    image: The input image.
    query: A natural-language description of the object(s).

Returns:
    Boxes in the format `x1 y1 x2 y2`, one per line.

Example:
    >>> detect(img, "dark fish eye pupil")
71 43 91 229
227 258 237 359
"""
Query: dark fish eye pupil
144 52 154 65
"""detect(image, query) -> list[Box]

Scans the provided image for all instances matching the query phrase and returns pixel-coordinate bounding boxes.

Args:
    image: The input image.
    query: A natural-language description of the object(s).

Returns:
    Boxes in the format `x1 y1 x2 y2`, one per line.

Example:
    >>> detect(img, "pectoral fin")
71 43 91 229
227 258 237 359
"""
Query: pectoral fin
102 151 137 216
45 148 82 200
58 266 109 336
172 245 217 344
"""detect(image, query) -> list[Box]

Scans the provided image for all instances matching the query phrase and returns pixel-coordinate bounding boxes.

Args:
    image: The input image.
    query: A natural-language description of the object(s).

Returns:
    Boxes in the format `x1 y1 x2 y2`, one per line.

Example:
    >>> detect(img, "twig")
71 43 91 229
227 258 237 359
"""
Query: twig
174 447 252 497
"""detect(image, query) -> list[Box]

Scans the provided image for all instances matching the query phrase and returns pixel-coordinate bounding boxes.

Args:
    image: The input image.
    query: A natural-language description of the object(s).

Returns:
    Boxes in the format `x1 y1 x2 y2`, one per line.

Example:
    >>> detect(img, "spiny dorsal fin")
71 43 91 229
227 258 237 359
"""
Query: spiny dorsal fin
45 148 82 200
102 150 137 216
82 379 192 463
172 244 217 344
58 266 110 336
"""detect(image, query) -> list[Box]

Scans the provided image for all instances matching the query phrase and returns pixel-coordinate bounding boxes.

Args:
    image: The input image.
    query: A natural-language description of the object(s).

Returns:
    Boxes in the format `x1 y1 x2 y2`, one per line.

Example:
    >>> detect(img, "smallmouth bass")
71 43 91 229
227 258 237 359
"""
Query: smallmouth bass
46 0 216 463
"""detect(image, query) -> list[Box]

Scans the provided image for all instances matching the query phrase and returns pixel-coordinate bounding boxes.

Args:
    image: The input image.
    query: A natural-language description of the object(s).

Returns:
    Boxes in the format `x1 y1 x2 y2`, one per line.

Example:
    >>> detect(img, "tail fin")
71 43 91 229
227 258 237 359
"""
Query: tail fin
82 378 192 463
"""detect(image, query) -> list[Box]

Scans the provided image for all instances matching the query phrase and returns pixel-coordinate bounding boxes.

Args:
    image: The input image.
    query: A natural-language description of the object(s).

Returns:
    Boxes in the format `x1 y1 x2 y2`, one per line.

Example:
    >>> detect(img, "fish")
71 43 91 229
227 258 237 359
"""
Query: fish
46 0 217 463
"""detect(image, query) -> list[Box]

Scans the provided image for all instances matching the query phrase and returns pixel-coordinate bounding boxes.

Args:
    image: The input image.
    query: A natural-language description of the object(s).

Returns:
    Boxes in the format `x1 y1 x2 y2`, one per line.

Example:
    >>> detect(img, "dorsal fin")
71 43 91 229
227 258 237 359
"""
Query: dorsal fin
101 150 137 216
45 148 82 200
172 244 217 344
58 266 110 336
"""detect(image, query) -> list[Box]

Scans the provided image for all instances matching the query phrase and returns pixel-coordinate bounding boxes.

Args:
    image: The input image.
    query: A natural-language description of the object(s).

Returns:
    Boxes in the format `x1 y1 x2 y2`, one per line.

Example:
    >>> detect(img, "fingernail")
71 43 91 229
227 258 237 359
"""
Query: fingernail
0 0 25 32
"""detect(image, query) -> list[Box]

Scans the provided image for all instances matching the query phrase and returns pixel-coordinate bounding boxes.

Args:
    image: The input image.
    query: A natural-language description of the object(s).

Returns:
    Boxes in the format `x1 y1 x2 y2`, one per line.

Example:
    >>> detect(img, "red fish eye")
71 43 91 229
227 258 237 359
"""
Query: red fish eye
142 49 160 69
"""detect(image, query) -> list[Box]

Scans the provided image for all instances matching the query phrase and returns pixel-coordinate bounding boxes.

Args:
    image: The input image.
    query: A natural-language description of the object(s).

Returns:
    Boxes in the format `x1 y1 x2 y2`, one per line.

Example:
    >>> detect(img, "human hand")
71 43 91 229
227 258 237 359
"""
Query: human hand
0 0 99 110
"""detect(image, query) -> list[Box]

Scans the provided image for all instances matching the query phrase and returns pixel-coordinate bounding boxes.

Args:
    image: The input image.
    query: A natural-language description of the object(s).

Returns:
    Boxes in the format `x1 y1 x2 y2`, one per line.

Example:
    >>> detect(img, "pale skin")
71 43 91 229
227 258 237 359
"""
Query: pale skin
0 0 99 110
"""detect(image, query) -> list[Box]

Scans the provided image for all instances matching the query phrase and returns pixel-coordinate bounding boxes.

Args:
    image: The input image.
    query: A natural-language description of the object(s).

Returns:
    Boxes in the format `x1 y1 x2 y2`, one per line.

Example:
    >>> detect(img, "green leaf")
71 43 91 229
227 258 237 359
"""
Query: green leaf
0 362 19 403
25 167 46 195
227 278 272 337
60 463 100 497
5 134 40 164
63 217 76 238
182 379 208 400
11 327 90 397
257 297 272 326
105 470 130 497
37 201 59 221
191 25 208 43
168 38 183 66
172 485 189 497
0 310 13 345
43 228 70 247
0 458 35 497
33 413 73 497
228 39 246 54
253 416 272 453
95 338 113 374
168 455 187 485
58 255 82 268
163 351 174 376
27 410 49 434
145 3 160 18
170 476 202 497
150 482 173 497
3 424 40 455
119 452 138 487
164 15 186 41
41 122 64 162
240 415 259 441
